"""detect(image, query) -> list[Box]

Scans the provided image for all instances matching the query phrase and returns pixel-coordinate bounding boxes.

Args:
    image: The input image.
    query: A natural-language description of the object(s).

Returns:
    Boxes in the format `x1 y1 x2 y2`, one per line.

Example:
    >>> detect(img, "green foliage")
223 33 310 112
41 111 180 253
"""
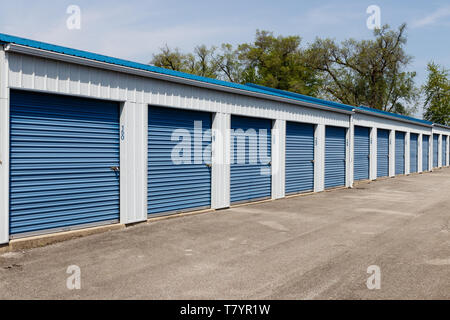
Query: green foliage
150 31 321 96
237 30 321 96
150 26 448 118
151 44 220 79
304 24 418 115
422 62 450 125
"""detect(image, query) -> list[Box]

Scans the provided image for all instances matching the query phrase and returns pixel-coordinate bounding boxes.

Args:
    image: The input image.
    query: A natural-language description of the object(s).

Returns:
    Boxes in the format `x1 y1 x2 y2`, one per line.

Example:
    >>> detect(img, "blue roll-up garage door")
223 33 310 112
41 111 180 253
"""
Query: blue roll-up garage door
433 134 439 168
395 132 405 175
325 126 346 189
442 136 447 166
377 129 389 178
285 122 314 194
423 135 429 172
9 90 120 236
410 133 418 173
148 106 211 215
231 116 272 203
354 126 370 181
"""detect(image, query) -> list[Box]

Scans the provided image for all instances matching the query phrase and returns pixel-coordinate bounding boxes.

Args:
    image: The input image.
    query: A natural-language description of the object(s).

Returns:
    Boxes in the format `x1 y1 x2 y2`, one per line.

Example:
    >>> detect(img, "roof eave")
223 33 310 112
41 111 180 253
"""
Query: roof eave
355 108 432 128
433 123 450 130
4 43 354 115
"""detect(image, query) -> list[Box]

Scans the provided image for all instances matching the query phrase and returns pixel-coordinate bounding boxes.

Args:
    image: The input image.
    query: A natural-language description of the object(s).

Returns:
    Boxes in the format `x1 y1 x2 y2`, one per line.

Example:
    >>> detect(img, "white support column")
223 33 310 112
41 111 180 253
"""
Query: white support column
370 127 377 180
446 136 450 166
438 134 442 167
271 119 286 200
211 112 230 209
389 130 395 177
314 124 325 192
429 134 433 171
0 49 9 244
348 116 354 187
418 133 423 173
119 101 148 224
405 132 410 175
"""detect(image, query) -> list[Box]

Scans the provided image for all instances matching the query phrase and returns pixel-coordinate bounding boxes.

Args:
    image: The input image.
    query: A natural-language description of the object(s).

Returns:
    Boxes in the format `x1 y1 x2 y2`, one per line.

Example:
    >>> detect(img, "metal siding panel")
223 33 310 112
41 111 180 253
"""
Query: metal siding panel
442 136 447 166
230 116 272 203
433 134 439 168
325 126 346 188
148 106 211 215
395 132 405 175
285 122 314 194
9 90 120 235
410 133 418 173
354 113 431 135
354 126 370 181
422 135 429 171
377 129 389 178
9 53 353 128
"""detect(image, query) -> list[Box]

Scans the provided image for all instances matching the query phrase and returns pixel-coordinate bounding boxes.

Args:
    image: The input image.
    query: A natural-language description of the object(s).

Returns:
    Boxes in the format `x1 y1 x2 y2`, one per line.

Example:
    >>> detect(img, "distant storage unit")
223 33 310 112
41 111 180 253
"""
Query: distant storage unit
395 132 406 175
443 135 448 167
285 122 315 194
325 126 347 189
433 134 439 168
377 129 390 178
410 133 418 173
0 33 449 244
422 135 430 172
353 126 370 181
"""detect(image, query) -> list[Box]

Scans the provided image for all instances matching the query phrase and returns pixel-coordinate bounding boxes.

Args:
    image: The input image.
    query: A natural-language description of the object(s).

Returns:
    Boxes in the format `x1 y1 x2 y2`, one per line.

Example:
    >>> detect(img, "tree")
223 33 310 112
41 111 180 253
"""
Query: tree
213 43 244 83
237 30 321 96
305 24 418 115
149 30 321 96
422 62 450 125
151 44 220 79
151 45 187 72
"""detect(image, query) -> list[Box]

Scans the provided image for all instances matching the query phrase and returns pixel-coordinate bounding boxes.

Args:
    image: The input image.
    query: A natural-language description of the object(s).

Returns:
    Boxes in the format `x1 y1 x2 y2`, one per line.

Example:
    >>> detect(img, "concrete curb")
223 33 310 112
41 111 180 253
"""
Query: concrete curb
0 224 125 254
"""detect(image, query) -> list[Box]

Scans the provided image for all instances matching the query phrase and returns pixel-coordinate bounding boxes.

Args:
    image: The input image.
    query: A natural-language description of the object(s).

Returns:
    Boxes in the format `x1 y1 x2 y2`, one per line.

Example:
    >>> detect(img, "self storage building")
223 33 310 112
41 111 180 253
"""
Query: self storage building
0 33 449 244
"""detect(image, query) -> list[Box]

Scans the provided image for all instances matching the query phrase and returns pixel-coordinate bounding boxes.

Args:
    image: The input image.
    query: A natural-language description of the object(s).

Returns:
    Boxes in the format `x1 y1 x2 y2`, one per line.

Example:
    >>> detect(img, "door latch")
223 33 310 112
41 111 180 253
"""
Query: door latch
110 166 120 172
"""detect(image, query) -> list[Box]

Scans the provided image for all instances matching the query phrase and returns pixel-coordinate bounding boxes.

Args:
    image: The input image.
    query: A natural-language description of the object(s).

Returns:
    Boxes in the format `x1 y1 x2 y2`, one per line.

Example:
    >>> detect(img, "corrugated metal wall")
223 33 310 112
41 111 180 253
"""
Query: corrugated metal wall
285 122 314 194
1 50 450 243
7 53 350 127
9 90 120 236
354 113 431 136
354 126 370 181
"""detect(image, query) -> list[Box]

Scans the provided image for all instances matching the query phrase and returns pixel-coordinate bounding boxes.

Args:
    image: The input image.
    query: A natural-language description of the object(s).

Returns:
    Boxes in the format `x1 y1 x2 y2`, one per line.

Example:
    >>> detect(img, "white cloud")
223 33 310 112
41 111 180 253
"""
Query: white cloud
412 6 450 28
287 4 367 42
0 2 245 63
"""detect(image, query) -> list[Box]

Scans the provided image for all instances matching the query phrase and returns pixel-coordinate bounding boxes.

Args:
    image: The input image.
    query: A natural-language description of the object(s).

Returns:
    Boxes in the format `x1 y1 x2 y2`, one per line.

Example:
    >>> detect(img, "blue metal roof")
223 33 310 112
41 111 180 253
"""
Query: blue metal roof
0 33 444 127
0 33 352 113
245 83 355 112
356 105 433 126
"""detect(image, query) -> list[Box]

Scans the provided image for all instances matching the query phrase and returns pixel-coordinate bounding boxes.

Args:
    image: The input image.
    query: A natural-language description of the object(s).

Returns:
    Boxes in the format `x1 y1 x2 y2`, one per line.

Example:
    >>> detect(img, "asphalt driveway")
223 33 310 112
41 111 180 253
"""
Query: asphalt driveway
1 168 450 299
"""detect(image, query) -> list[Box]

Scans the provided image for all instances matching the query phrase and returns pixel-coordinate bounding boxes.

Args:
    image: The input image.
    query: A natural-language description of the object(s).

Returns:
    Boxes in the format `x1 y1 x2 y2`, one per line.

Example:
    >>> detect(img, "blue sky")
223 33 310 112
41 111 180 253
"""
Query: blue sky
0 0 449 117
